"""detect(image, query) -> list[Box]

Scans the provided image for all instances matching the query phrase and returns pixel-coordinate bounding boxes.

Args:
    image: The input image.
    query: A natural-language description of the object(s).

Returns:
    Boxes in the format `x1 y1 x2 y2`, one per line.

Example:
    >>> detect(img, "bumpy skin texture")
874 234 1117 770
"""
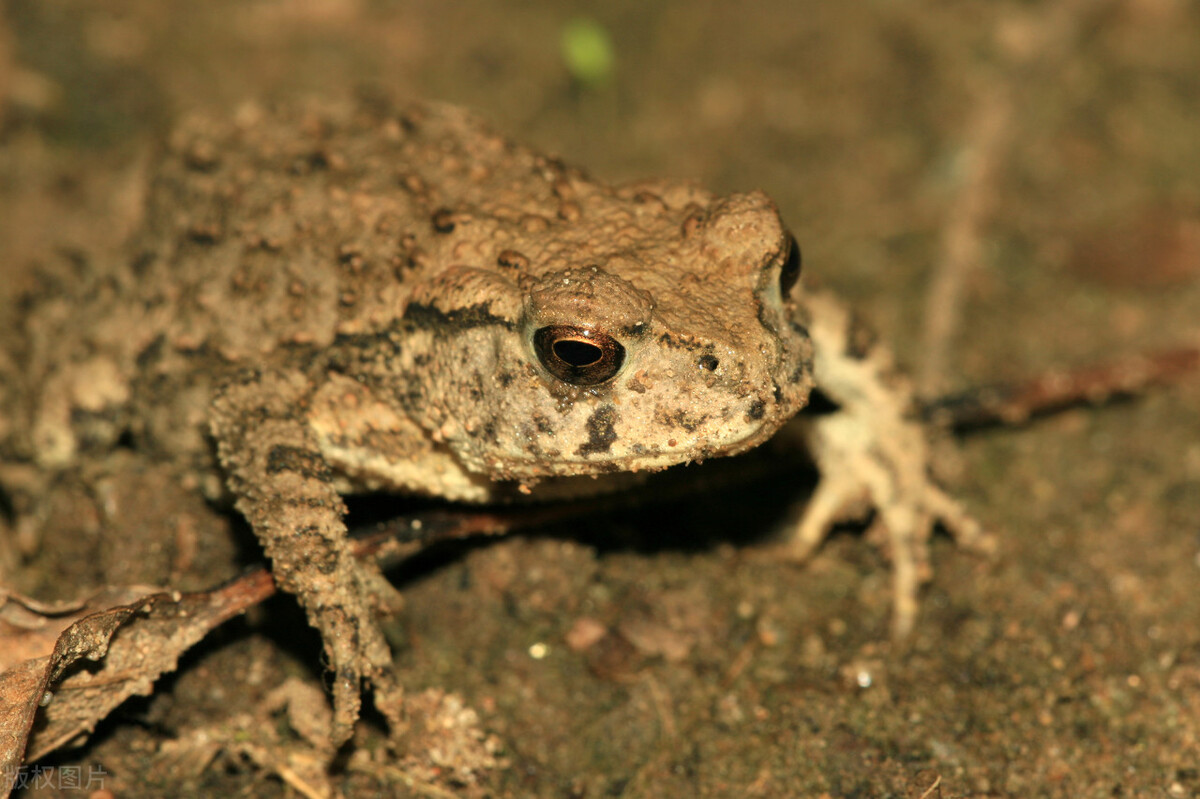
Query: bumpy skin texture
1 101 814 742
1 100 982 743
17 102 812 492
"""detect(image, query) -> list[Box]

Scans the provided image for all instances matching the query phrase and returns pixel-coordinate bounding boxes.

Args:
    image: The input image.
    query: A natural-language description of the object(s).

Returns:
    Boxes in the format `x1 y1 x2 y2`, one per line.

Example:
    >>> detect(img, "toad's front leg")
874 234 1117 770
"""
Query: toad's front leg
788 291 994 638
210 368 399 745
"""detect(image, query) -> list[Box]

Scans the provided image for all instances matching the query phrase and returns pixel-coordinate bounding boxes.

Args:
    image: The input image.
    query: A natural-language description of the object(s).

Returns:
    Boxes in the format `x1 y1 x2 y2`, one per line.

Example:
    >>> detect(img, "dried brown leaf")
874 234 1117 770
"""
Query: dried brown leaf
0 571 273 796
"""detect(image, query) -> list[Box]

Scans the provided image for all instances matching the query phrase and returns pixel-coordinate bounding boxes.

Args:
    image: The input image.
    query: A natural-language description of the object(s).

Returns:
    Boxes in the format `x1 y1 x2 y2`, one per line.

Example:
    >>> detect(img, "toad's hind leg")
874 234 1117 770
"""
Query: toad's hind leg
210 368 398 745
788 291 994 638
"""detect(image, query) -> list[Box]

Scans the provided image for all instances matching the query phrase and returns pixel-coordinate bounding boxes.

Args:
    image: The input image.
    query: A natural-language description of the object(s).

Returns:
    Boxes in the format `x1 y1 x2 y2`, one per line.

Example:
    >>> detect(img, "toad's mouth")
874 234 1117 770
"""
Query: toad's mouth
490 415 800 503
487 396 803 482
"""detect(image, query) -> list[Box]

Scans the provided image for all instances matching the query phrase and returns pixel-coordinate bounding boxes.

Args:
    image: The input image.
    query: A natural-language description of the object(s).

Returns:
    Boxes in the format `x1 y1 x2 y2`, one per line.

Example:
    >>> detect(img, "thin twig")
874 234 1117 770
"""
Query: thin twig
920 91 1010 396
917 774 943 799
920 346 1200 430
920 0 1103 395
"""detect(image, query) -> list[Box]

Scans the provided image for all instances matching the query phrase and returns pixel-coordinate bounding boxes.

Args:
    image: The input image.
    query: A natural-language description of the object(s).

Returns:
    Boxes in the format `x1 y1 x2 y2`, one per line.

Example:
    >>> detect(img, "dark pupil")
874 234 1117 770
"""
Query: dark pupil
533 325 625 386
779 234 802 297
553 339 603 367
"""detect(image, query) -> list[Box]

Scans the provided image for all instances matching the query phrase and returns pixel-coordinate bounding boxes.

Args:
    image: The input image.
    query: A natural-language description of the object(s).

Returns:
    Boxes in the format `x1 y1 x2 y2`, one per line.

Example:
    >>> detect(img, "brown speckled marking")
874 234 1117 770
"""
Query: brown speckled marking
577 405 619 456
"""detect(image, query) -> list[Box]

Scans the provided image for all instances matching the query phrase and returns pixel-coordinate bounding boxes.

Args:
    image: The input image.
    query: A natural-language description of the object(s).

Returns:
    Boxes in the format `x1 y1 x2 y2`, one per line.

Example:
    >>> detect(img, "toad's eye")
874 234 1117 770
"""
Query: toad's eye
779 233 802 298
533 325 625 386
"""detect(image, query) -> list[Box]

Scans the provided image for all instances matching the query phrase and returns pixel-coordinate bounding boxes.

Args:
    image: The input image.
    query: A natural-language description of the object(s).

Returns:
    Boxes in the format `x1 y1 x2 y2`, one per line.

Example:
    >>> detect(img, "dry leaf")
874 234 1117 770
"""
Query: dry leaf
0 572 273 797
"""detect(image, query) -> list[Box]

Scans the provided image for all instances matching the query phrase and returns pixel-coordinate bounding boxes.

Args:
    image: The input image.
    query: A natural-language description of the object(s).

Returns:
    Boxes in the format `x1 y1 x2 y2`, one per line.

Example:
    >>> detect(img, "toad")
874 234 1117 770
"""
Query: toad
0 100 984 742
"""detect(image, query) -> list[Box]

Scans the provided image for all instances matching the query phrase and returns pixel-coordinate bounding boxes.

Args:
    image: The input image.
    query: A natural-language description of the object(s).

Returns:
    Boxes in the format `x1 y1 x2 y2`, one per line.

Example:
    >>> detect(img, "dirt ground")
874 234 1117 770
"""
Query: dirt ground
2 0 1199 796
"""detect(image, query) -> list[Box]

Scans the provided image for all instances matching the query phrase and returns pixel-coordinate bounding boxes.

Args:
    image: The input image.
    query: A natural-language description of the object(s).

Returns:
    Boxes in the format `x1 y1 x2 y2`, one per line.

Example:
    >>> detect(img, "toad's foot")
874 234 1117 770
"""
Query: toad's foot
786 411 993 638
790 291 995 638
307 561 402 745
211 369 401 745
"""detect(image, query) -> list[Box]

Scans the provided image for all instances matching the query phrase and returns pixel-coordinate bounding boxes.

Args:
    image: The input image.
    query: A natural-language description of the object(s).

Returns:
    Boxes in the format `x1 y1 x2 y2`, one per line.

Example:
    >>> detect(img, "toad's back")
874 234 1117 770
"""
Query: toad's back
4 102 558 469
4 100 810 483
